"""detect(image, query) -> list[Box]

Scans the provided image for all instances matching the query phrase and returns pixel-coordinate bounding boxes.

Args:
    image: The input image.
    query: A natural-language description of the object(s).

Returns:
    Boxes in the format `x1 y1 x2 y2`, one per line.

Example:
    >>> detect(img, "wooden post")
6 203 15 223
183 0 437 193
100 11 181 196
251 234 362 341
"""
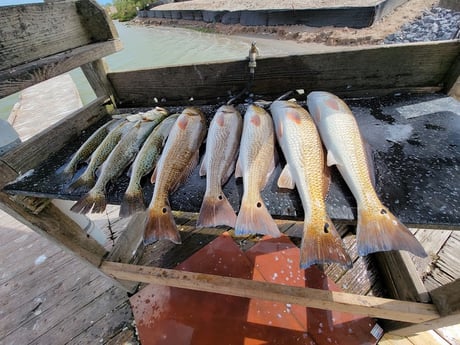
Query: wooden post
388 280 460 336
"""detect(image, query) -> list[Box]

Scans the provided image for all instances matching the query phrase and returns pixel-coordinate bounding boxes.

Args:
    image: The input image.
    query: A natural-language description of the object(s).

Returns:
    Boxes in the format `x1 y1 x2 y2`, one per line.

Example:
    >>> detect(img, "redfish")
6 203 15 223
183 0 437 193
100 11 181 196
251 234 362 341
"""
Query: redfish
307 91 426 258
144 107 207 245
197 105 242 228
234 104 281 238
270 100 352 269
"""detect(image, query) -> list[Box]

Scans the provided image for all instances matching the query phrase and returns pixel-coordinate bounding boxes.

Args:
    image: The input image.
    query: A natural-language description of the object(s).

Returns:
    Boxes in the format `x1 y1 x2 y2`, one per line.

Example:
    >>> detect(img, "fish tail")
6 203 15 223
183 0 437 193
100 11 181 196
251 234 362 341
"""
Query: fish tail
67 173 96 193
300 217 352 269
234 197 281 237
143 205 181 245
356 206 427 257
119 187 146 218
196 193 237 228
70 190 106 214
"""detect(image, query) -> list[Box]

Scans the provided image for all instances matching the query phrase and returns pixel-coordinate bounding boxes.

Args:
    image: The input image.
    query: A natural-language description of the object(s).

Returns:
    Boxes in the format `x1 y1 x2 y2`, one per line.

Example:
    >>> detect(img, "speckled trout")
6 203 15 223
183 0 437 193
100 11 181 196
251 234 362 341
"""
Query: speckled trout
71 119 162 214
307 91 426 258
270 100 352 269
234 104 281 237
67 120 135 193
144 107 207 245
197 105 242 228
62 119 119 179
119 114 179 218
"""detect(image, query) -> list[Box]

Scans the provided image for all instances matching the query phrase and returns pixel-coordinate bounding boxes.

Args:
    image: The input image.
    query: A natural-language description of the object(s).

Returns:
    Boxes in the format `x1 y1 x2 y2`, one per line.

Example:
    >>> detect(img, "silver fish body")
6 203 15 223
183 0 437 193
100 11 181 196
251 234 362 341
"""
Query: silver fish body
234 104 280 237
307 91 426 258
197 105 242 228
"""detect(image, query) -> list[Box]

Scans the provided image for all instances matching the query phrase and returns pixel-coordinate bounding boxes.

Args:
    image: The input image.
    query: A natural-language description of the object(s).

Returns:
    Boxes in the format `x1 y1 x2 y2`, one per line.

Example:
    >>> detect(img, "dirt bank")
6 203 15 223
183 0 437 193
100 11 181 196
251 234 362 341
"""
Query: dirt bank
133 0 439 45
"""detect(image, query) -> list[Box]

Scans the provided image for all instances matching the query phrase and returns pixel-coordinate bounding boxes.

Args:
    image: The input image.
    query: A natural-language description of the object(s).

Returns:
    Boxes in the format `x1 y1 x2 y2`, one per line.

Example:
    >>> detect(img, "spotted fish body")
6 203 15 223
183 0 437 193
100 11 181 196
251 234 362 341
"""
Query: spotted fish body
119 114 179 218
67 120 135 193
62 119 119 179
307 91 426 258
234 104 280 238
270 100 351 269
71 119 160 214
144 107 207 245
197 105 242 228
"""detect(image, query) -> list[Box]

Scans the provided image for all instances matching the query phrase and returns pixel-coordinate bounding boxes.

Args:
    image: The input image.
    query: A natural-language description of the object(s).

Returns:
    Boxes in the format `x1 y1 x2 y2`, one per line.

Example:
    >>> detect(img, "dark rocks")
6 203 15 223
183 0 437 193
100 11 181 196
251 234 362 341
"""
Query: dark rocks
384 6 460 44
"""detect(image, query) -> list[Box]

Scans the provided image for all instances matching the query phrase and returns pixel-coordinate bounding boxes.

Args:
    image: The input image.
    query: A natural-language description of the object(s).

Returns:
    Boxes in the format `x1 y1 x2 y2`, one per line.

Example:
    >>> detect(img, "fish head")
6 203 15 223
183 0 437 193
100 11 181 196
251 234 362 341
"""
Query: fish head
142 106 169 121
245 104 271 128
270 100 306 139
307 91 351 124
214 105 240 127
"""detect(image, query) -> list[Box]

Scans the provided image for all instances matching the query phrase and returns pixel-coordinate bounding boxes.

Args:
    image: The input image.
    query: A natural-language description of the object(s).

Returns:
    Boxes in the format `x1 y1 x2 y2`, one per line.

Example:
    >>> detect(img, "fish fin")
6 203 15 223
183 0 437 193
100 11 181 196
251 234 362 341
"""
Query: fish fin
221 151 239 185
120 187 146 218
170 150 200 193
199 152 207 177
234 157 242 178
322 155 331 198
277 164 295 189
300 217 352 269
67 173 96 193
197 193 237 228
364 140 376 188
143 204 181 245
263 148 278 189
326 150 339 167
150 166 158 184
235 197 281 237
70 190 107 214
356 206 427 257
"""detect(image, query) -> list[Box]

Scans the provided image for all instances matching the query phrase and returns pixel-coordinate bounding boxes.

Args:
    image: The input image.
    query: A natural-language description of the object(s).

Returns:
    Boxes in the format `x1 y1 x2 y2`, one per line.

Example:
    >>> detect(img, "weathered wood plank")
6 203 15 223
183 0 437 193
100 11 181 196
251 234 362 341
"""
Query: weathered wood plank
388 313 460 337
66 302 133 345
430 280 460 316
375 250 430 303
81 59 119 102
28 286 127 345
0 96 110 178
100 261 440 323
108 41 460 107
0 0 117 71
0 40 121 98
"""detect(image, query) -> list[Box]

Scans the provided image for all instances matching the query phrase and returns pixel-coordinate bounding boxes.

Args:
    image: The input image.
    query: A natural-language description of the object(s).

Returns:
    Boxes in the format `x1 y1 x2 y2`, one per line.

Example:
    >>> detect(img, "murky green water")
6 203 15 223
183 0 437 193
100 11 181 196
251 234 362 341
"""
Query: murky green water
0 21 311 120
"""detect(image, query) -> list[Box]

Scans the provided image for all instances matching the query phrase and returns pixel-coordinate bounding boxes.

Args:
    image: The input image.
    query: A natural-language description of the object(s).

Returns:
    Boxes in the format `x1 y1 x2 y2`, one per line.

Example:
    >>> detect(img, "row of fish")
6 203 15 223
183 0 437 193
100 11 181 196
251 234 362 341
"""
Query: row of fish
64 91 427 269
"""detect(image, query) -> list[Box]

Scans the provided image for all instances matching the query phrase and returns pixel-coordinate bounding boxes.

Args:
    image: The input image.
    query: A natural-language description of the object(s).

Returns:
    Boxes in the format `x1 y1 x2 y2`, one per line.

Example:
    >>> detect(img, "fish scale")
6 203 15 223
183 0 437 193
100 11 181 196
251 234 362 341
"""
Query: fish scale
270 100 351 269
307 91 427 258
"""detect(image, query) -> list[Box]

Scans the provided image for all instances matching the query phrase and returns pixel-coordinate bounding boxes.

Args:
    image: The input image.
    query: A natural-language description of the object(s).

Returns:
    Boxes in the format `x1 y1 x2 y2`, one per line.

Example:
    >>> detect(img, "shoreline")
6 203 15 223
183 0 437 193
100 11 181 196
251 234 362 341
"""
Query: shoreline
131 0 438 46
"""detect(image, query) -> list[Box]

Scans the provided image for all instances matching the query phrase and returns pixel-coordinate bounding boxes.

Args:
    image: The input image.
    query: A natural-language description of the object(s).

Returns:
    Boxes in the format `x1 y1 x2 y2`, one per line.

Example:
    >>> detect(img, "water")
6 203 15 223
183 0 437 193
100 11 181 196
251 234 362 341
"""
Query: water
1 20 310 120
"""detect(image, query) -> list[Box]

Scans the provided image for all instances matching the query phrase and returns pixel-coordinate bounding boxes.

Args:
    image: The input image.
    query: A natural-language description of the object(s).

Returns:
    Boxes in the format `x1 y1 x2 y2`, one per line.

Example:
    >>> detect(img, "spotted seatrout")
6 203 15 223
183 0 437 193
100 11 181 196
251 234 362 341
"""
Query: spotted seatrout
119 114 179 218
270 100 352 269
197 105 242 228
307 91 426 258
71 119 162 214
144 107 207 245
234 104 281 238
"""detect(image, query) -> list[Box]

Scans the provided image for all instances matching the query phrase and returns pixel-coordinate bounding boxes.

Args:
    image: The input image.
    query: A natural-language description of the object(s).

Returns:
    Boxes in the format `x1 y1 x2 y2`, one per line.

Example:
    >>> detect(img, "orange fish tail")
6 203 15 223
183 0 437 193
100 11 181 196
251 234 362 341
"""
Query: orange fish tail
235 198 281 237
356 207 427 257
70 191 106 214
143 205 181 245
120 189 146 218
300 217 352 269
197 194 237 228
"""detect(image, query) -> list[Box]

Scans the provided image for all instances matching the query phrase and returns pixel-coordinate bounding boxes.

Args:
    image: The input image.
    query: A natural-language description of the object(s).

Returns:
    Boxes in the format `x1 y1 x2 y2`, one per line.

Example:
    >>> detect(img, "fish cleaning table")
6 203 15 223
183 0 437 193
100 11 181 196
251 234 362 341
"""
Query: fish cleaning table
1 0 460 339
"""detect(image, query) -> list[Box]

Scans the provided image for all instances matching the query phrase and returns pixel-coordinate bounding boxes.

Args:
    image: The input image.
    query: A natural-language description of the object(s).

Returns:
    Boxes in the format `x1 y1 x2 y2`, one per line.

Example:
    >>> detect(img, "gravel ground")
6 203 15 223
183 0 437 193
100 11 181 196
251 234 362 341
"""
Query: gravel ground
384 6 460 43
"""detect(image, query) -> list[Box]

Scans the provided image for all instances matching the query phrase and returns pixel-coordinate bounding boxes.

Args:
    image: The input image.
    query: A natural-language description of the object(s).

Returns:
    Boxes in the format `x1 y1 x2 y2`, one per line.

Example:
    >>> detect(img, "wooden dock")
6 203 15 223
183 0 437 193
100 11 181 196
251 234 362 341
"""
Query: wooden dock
1 69 459 345
0 1 459 342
